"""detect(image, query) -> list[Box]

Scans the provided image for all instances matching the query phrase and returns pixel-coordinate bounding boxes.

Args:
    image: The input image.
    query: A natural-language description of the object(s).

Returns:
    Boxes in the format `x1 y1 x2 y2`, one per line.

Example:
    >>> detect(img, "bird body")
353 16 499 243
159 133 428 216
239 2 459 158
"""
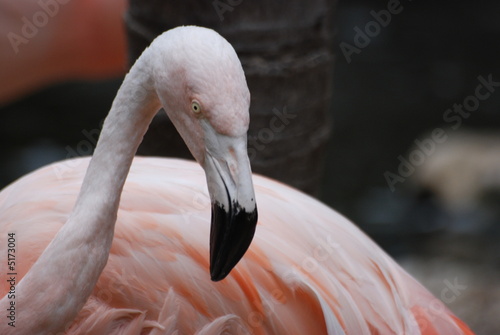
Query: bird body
0 26 474 334
0 157 472 334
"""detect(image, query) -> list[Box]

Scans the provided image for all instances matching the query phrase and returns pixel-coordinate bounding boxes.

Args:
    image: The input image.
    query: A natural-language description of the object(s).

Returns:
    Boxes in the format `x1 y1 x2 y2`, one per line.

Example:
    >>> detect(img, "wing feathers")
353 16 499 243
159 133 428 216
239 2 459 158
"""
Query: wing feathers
0 157 474 334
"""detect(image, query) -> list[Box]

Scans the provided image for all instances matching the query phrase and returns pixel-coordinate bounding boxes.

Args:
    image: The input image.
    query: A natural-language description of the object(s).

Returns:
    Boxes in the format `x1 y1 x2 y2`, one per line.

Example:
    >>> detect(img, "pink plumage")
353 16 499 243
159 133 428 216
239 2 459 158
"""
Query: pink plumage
0 157 473 334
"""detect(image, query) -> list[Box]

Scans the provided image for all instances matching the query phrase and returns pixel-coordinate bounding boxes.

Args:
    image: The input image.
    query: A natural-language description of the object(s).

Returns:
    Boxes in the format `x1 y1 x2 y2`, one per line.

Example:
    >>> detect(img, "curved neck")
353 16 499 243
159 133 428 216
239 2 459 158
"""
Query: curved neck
74 54 160 221
0 50 161 334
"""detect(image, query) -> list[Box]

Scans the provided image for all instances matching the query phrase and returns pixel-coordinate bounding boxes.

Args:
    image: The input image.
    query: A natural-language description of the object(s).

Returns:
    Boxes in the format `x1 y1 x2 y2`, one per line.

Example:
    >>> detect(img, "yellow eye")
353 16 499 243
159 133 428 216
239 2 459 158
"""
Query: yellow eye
191 101 202 114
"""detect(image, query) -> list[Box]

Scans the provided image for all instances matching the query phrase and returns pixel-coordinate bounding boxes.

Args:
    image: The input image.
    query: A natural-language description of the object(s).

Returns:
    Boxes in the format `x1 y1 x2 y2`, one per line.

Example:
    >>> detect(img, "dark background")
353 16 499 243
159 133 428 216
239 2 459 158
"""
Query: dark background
1 1 499 333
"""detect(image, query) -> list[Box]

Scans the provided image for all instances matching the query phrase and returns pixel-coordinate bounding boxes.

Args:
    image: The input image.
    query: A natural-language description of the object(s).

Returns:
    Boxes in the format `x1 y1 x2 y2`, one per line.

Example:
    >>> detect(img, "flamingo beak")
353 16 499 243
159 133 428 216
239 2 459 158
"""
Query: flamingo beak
209 191 257 281
202 130 258 281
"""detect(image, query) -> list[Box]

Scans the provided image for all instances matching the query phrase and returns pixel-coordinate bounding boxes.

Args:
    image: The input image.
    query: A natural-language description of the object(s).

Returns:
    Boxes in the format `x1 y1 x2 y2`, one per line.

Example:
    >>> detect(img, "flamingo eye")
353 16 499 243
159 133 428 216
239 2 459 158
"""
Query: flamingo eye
191 101 202 114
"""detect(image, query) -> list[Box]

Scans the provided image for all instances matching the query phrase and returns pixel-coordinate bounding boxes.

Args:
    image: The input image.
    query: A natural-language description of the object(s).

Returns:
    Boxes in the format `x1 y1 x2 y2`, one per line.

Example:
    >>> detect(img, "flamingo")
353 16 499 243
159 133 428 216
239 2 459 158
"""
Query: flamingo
0 26 474 334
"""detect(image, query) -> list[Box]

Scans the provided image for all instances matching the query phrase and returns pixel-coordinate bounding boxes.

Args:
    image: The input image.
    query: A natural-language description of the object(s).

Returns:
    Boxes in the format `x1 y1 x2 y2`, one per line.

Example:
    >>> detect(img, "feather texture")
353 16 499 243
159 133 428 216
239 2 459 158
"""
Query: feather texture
0 157 473 334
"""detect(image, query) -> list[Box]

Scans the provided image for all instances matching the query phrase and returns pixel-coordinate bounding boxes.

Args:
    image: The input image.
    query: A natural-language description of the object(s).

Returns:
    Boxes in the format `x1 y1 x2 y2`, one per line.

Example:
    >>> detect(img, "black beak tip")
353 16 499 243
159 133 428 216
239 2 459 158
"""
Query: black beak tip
210 268 228 282
209 202 258 281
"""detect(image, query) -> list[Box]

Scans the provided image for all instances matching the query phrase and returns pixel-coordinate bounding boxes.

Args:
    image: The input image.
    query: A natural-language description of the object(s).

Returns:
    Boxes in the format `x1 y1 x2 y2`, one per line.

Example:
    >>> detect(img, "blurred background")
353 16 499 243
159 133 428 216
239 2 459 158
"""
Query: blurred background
1 0 499 333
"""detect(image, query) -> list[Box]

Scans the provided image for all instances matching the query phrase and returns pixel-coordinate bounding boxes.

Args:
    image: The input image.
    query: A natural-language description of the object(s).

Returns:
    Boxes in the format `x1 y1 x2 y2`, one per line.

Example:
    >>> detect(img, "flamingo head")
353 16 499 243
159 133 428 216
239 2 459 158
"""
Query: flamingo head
150 26 257 281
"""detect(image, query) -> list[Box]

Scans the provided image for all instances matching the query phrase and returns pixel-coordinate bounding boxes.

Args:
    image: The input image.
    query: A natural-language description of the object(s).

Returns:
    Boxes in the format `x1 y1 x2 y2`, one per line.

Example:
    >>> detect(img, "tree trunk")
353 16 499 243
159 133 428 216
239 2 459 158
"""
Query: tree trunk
126 0 335 196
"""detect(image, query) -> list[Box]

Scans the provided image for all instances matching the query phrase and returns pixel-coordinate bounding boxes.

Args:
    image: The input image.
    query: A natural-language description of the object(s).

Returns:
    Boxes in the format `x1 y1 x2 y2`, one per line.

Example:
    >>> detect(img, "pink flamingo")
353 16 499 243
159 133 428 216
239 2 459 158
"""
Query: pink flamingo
0 26 473 334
